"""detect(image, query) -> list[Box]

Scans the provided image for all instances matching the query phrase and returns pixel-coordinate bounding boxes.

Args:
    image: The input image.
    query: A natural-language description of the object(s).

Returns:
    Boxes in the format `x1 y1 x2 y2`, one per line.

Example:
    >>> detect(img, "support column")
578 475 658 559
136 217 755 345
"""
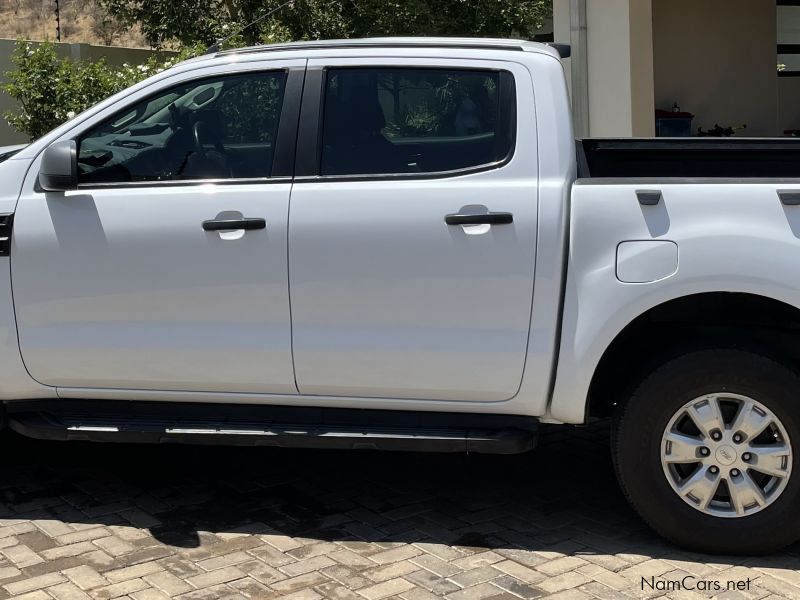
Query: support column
553 0 589 137
554 0 655 137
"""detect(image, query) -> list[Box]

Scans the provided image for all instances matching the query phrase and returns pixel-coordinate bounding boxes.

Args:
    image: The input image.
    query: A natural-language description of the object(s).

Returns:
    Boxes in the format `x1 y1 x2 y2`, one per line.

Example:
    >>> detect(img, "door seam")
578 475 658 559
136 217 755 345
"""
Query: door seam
287 60 308 395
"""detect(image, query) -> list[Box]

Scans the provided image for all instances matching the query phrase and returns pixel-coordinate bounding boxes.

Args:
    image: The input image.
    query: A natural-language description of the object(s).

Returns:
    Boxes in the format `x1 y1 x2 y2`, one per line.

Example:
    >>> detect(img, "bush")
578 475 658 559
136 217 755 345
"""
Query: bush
2 41 194 141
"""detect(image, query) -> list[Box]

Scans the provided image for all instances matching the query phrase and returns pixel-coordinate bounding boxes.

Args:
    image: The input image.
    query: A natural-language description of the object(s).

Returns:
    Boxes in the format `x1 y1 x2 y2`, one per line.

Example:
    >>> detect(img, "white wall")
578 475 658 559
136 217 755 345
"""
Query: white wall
628 0 654 136
553 0 572 97
585 0 633 136
652 0 777 137
586 0 654 137
554 0 655 137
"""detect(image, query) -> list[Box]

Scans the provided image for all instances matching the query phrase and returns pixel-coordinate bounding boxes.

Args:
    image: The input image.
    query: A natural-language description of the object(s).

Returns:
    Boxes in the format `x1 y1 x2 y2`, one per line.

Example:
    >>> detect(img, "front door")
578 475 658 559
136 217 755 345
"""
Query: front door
12 65 303 394
289 59 539 402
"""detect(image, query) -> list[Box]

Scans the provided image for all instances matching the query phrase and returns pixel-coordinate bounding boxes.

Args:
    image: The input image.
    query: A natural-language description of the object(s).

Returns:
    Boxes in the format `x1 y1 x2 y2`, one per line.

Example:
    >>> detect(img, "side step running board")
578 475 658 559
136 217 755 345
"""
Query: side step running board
5 401 538 455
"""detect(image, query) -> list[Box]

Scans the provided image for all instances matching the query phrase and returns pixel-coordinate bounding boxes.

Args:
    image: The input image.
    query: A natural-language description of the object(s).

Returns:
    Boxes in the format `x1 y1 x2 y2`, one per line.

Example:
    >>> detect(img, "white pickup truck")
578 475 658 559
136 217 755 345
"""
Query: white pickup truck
1 38 799 554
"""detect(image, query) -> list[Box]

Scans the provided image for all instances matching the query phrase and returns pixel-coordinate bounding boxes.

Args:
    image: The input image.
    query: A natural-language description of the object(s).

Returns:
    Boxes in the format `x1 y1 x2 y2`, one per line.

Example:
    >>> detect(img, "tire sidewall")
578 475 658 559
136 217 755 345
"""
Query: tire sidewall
615 349 800 553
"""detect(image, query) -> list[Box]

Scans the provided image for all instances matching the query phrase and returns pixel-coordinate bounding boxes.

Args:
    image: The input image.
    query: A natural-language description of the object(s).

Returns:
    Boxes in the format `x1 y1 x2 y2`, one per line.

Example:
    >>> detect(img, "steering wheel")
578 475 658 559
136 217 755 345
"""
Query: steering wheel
192 120 227 158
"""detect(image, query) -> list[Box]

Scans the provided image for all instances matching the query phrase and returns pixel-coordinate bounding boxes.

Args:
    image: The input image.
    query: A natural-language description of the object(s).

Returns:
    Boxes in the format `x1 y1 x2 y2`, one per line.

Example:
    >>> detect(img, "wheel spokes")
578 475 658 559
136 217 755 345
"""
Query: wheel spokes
727 471 766 516
663 431 705 463
686 396 726 439
679 467 719 509
748 444 792 478
730 399 771 441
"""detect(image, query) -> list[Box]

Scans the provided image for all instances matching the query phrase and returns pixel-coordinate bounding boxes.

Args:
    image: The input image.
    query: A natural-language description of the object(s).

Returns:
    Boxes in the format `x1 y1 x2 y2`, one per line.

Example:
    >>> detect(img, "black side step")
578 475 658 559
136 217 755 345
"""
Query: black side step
5 401 537 455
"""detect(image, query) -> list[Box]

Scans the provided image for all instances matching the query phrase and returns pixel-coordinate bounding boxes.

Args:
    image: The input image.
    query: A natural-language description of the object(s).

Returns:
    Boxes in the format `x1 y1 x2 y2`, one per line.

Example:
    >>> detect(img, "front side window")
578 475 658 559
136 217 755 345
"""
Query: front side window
78 71 287 184
321 68 513 176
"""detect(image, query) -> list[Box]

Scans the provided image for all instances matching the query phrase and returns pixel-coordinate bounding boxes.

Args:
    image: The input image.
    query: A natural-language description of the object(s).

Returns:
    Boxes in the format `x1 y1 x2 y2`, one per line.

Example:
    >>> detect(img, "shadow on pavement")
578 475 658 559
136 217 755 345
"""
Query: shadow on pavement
0 421 796 568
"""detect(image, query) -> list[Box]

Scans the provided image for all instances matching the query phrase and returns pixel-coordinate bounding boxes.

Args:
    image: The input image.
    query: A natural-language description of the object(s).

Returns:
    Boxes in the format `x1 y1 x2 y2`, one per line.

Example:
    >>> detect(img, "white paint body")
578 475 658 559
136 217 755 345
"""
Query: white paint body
0 39 795 424
13 184 295 393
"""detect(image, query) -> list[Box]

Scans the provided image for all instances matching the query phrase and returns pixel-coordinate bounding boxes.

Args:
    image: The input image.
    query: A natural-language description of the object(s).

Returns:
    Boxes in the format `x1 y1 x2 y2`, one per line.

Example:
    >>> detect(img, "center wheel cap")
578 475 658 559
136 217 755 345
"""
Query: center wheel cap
715 445 737 466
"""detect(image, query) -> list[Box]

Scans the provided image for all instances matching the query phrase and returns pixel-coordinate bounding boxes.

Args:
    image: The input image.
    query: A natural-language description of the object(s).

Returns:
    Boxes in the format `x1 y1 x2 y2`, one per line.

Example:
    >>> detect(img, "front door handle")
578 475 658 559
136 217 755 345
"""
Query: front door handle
445 212 513 226
202 218 266 231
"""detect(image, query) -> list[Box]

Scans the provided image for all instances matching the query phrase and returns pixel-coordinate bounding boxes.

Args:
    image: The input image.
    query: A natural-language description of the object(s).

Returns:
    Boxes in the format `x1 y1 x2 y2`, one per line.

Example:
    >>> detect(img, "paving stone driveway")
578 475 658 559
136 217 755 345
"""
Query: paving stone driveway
0 422 796 600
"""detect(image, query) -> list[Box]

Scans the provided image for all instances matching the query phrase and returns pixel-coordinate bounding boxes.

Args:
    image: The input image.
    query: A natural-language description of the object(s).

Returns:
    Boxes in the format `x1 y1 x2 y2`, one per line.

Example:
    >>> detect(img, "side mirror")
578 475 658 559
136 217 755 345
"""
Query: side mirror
38 140 78 192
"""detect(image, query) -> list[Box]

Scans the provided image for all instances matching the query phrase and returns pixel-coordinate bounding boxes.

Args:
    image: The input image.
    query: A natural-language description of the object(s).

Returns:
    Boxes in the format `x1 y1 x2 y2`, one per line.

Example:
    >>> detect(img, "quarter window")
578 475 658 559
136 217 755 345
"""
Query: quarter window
78 71 287 184
320 68 513 176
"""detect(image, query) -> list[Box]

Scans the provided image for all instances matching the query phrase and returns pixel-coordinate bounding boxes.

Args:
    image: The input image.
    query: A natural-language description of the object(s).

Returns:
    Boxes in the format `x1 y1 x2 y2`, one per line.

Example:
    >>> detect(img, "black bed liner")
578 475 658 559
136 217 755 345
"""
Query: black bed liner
578 138 800 179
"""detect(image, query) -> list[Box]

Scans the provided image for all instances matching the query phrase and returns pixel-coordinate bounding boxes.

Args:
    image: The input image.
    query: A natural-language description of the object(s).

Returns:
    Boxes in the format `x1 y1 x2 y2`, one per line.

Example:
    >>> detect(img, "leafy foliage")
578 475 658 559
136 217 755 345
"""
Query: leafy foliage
2 0 551 140
2 41 196 140
376 71 498 138
215 73 285 143
97 0 551 49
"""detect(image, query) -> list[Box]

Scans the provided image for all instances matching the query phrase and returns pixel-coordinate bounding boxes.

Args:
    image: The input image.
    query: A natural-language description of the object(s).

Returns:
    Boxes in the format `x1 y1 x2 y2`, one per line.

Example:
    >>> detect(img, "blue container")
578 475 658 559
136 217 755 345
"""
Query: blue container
655 109 694 137
656 117 692 137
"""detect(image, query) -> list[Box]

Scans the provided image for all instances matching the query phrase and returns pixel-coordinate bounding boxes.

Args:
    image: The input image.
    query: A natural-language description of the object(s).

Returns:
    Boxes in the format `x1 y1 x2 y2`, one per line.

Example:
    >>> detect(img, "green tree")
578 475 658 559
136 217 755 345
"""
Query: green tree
97 0 551 49
2 1 551 139
2 41 192 140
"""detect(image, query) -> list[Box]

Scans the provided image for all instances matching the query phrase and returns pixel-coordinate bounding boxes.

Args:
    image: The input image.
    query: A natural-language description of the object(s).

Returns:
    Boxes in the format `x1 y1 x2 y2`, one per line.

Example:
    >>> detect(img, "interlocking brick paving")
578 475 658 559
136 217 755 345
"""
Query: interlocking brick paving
0 421 794 599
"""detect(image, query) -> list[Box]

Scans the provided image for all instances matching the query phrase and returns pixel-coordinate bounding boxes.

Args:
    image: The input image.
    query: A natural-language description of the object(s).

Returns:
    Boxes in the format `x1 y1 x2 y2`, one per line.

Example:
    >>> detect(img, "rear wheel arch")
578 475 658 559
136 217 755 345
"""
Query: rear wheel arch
587 292 800 420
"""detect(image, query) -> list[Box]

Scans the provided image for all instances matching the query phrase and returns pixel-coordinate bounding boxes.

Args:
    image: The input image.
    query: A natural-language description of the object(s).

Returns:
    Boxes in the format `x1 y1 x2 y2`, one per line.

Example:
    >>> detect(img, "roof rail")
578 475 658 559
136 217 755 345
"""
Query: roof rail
214 37 532 58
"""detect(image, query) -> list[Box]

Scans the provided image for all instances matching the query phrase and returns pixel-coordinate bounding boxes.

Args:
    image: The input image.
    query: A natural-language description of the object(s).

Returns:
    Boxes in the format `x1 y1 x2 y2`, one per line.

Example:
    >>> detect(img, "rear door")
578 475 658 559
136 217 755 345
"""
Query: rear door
288 57 539 401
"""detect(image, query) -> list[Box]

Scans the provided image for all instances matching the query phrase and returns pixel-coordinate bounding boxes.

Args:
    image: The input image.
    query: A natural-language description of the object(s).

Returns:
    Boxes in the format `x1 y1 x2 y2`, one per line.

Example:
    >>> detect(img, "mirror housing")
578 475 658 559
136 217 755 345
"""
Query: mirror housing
38 140 78 192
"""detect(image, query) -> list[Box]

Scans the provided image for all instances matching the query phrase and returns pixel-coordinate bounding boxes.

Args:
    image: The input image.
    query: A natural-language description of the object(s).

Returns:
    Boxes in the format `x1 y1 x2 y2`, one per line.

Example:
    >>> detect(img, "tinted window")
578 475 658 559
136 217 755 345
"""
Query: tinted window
78 71 286 184
321 68 512 176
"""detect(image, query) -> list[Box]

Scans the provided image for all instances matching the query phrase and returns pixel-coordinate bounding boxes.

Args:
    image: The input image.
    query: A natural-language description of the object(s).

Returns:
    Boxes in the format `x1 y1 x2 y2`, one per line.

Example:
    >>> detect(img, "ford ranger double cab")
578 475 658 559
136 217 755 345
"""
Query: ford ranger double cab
1 38 800 554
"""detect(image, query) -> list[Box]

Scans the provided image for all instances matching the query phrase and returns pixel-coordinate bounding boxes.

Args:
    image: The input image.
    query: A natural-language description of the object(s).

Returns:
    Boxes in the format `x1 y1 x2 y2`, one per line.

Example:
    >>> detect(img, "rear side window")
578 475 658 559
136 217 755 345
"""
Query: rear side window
78 71 286 184
320 68 514 176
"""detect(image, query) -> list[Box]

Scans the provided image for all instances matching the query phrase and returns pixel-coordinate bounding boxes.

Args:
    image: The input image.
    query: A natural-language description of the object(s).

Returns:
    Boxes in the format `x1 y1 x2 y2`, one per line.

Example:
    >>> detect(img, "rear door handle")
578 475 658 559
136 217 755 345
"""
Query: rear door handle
778 190 800 206
445 212 513 226
636 190 662 206
202 218 266 231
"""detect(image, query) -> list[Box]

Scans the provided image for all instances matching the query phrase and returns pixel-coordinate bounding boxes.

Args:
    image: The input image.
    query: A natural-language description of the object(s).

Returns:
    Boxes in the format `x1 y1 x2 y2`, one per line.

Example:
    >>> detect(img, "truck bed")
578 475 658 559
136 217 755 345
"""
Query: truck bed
578 138 800 179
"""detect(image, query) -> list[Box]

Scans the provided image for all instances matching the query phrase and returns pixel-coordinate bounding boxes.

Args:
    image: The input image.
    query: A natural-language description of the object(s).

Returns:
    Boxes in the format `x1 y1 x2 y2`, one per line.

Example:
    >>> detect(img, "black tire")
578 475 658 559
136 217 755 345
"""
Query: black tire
613 348 800 554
